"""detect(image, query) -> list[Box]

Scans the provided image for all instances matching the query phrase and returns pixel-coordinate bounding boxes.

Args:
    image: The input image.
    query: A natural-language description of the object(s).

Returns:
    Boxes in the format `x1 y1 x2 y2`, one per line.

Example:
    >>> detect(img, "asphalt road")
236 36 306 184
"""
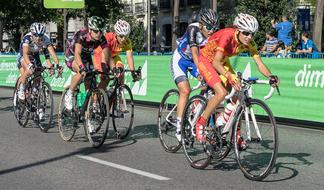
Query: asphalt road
0 87 323 190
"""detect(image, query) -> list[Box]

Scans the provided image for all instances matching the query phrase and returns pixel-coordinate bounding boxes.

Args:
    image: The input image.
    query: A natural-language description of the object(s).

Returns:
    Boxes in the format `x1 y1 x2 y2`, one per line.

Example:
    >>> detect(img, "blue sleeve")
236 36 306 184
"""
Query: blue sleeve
275 23 282 31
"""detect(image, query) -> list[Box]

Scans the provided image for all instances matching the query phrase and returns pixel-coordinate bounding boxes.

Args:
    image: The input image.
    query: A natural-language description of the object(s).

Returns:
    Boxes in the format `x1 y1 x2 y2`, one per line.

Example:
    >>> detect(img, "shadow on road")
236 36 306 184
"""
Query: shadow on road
130 124 159 139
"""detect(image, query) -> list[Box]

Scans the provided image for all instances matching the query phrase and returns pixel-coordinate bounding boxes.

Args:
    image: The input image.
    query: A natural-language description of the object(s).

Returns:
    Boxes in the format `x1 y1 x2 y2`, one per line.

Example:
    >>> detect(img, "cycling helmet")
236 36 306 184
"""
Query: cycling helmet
114 19 131 36
88 16 105 31
233 13 259 33
30 23 46 36
198 8 219 30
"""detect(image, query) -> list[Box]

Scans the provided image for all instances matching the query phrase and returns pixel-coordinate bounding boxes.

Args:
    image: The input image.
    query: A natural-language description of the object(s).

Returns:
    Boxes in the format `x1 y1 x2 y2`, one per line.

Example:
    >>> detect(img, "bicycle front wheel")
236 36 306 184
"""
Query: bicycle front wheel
111 84 134 140
182 95 212 169
13 77 29 127
234 99 278 181
157 89 181 153
86 88 110 148
36 82 53 132
58 87 77 141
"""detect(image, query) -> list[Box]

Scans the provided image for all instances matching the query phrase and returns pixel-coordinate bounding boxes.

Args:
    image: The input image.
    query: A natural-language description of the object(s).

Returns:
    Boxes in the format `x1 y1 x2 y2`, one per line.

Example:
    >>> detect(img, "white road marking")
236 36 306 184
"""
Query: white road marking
76 155 171 181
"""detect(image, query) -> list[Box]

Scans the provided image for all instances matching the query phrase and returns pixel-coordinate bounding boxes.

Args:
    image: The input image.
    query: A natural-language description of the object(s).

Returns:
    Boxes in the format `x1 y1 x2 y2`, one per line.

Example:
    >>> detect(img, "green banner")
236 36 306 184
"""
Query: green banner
0 55 323 123
44 0 85 9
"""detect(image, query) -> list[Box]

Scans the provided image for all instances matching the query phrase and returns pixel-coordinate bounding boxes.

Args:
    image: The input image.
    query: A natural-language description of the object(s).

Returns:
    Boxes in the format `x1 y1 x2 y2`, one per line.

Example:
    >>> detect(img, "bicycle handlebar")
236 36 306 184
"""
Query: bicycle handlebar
225 78 277 100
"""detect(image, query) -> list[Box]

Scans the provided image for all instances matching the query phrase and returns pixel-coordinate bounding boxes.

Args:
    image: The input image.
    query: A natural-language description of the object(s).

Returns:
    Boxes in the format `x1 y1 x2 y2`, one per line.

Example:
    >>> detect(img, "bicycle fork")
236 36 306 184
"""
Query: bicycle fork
244 106 262 141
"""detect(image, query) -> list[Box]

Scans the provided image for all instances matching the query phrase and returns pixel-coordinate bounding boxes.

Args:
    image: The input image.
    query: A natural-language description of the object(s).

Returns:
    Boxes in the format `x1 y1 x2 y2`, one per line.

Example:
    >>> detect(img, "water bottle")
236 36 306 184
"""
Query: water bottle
221 102 238 135
77 92 87 107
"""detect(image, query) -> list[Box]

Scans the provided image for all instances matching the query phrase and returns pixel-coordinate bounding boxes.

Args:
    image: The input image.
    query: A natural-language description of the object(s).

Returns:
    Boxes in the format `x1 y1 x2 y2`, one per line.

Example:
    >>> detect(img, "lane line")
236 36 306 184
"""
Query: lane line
76 155 171 181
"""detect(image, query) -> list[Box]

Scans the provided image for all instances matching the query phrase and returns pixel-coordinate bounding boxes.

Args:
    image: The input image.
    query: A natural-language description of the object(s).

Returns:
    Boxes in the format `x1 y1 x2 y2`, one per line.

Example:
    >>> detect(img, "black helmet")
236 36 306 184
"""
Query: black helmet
198 8 219 30
88 16 105 31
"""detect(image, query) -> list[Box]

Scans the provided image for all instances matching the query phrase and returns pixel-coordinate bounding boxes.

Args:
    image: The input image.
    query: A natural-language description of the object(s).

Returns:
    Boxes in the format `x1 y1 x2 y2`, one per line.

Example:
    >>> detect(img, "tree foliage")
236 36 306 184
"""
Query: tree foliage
218 0 298 48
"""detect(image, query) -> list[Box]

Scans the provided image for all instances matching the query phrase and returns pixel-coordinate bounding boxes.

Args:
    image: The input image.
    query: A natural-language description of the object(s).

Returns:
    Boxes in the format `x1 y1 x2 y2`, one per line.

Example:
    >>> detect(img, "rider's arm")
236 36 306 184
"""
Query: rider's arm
212 51 227 76
253 56 272 77
47 45 60 66
126 51 135 71
74 43 83 69
191 46 199 67
102 47 115 70
22 45 31 66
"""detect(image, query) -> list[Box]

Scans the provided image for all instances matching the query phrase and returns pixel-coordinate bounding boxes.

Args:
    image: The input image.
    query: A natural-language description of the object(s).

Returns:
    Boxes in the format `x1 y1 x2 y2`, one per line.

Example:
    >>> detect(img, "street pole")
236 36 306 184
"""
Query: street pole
63 9 67 51
147 0 151 55
313 0 323 51
210 0 217 11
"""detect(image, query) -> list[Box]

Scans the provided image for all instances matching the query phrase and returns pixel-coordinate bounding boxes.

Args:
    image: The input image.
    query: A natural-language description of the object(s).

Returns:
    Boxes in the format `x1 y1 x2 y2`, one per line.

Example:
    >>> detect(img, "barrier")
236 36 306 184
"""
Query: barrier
0 55 324 124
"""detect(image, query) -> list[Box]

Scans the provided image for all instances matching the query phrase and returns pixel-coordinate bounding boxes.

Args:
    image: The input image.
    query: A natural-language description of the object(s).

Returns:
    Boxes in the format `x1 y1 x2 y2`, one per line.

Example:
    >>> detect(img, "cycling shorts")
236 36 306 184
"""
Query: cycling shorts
17 53 42 69
198 55 235 88
170 49 199 85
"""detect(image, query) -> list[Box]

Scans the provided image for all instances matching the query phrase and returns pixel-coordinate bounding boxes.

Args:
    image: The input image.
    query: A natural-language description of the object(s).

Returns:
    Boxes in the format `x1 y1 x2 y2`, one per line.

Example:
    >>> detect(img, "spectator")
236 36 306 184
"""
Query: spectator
271 15 293 48
296 31 319 58
261 31 279 56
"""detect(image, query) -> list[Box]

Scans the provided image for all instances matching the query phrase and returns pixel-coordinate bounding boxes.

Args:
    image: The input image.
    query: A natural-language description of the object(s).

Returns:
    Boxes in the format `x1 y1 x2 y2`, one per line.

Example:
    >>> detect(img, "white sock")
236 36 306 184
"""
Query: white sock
66 89 73 96
19 84 25 91
176 117 182 132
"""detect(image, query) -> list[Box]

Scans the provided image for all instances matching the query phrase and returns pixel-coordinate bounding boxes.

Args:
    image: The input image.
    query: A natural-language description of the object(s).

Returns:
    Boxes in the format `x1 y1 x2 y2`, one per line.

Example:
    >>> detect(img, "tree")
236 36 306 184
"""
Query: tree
313 0 323 51
217 0 298 48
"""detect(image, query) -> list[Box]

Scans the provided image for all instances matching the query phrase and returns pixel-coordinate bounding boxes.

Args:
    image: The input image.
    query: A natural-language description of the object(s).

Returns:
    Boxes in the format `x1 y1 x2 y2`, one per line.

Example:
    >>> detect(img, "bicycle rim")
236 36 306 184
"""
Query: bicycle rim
182 95 211 169
86 88 110 148
58 87 77 141
112 85 134 140
157 89 182 153
234 99 278 181
13 79 29 127
36 82 53 133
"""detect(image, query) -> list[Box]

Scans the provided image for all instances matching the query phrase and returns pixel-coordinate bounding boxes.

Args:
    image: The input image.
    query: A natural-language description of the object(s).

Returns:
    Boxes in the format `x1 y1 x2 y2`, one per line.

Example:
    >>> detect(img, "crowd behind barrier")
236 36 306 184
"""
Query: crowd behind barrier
1 51 323 59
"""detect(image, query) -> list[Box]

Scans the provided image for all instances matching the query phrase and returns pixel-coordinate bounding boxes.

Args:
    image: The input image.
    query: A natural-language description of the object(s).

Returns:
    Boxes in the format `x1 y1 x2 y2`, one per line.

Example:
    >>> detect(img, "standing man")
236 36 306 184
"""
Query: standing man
271 15 293 48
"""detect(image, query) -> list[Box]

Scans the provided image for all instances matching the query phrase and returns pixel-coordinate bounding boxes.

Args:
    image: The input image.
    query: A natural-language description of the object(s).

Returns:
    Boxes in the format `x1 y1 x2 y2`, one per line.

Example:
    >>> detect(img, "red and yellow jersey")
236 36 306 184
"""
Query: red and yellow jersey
93 32 132 65
201 28 259 63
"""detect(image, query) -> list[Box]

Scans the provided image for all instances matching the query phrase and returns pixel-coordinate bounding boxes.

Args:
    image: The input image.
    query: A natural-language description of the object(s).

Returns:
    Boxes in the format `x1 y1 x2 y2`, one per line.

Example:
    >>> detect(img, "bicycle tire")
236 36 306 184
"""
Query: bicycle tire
57 87 77 141
13 77 29 127
157 89 181 153
85 88 110 148
36 82 53 133
234 98 278 181
111 84 134 140
182 95 212 169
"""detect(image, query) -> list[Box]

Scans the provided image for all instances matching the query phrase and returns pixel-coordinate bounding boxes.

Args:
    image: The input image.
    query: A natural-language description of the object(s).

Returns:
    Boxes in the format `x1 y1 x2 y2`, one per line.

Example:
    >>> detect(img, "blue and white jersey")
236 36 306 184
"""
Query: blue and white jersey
176 23 207 60
18 32 51 55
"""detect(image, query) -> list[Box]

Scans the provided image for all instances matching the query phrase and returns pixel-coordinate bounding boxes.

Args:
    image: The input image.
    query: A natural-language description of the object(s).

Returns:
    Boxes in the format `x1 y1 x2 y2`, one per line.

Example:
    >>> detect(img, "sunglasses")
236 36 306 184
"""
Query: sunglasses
204 25 218 32
242 31 255 37
33 33 44 38
91 29 102 34
117 35 126 39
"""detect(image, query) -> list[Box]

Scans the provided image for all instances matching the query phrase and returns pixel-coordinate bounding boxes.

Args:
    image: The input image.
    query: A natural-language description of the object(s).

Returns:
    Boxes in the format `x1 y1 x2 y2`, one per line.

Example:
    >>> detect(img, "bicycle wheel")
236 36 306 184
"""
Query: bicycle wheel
111 84 134 139
207 107 232 161
182 95 212 169
85 88 110 148
157 89 181 153
234 99 278 181
35 82 53 132
13 77 29 127
58 87 78 141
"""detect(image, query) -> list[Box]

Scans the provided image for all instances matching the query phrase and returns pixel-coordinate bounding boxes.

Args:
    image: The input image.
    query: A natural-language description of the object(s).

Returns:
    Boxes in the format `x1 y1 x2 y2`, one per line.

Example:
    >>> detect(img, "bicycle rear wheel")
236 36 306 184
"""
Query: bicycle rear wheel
182 95 211 169
13 77 29 127
36 82 53 133
58 87 78 141
157 89 181 153
111 84 134 139
234 99 278 181
86 88 110 148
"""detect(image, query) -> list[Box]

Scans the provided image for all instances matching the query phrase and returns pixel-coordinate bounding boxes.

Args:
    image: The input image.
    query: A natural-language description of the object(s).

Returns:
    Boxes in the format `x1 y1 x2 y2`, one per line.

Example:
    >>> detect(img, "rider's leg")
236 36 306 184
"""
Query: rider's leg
175 80 190 140
18 59 33 100
64 60 83 110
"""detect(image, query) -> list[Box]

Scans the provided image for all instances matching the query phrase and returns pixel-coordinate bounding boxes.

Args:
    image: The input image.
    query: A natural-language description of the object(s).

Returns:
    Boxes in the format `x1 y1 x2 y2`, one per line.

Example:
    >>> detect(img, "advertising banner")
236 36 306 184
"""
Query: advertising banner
0 55 323 123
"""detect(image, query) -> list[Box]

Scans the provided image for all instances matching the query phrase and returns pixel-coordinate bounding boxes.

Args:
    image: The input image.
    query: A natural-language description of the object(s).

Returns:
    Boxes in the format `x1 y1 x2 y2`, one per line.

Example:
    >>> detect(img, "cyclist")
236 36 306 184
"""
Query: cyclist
17 22 62 100
64 16 114 111
171 8 219 141
196 13 280 143
93 19 140 87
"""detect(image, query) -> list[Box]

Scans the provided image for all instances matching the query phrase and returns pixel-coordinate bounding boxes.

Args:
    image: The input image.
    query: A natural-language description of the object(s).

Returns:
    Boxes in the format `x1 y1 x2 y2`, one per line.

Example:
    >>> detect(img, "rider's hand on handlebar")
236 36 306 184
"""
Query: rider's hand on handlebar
228 74 241 91
112 67 122 78
131 70 141 82
78 64 87 76
269 75 280 86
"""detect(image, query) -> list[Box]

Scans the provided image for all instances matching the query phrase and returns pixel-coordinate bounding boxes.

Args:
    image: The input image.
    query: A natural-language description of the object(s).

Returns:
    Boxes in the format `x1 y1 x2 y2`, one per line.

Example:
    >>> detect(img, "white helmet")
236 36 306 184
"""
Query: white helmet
30 22 46 36
114 19 131 36
233 13 259 33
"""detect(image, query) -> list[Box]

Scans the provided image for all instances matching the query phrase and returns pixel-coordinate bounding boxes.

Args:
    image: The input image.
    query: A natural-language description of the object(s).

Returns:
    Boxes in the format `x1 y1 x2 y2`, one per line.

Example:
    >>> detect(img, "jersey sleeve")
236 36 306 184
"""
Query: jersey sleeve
22 35 32 46
123 38 133 52
216 34 232 52
99 35 109 49
187 25 200 48
248 40 259 58
42 34 52 48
